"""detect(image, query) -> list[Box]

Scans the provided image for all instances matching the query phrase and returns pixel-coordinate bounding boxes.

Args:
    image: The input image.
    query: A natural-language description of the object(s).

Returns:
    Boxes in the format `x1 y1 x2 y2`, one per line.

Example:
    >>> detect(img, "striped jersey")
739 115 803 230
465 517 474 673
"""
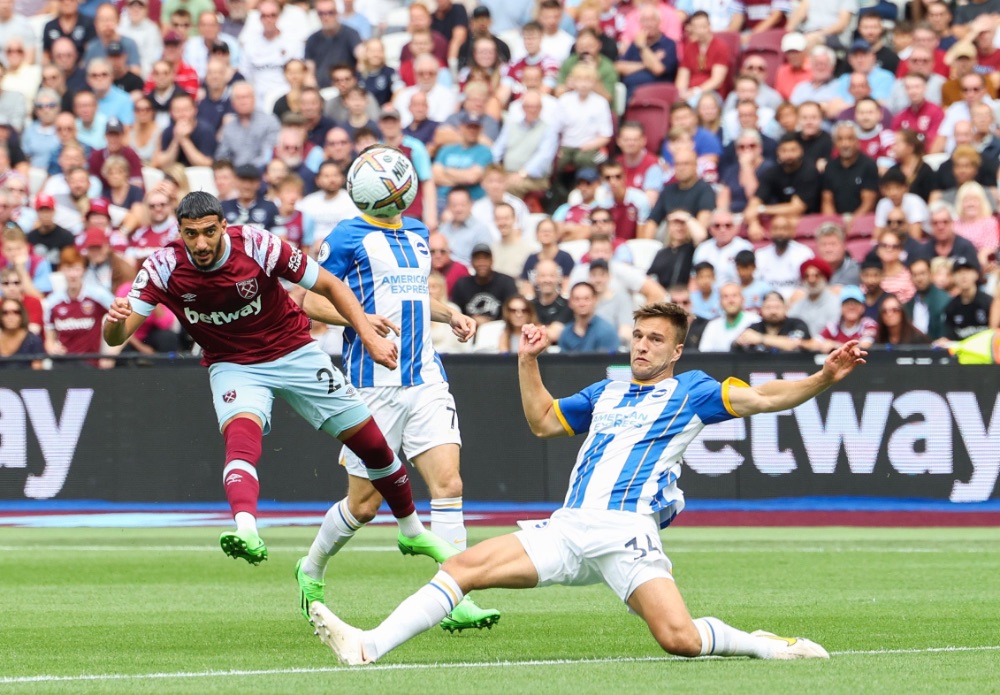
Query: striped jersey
318 214 446 388
553 371 744 527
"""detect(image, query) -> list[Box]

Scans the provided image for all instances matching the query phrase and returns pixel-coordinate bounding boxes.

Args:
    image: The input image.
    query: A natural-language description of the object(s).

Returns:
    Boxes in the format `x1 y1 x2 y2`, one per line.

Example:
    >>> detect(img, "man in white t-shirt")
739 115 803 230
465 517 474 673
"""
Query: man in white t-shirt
691 210 753 286
698 282 758 352
754 215 814 297
568 234 667 304
295 160 360 246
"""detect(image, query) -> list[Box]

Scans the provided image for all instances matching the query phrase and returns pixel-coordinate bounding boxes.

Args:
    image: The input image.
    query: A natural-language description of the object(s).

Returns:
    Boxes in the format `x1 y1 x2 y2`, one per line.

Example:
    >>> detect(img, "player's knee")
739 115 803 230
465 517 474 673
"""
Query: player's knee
431 472 462 499
441 551 481 591
348 497 380 524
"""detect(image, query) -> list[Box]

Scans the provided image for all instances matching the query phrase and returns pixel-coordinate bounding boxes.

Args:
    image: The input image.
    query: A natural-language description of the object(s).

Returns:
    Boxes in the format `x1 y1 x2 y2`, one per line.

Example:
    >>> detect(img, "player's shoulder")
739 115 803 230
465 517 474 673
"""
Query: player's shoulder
400 216 430 241
140 244 182 290
675 369 719 390
581 378 615 400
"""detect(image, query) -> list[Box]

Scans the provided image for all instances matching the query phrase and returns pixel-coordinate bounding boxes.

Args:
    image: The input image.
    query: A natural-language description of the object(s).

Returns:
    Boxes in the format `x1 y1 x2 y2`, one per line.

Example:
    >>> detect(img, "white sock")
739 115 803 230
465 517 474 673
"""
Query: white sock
303 499 363 580
430 497 466 550
396 511 425 538
363 570 464 662
234 511 257 533
693 617 782 658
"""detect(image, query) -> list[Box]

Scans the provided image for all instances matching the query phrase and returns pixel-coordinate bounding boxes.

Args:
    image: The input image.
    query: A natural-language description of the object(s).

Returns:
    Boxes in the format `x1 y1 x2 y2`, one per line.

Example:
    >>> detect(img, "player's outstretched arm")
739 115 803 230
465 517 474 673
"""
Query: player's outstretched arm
430 298 476 343
301 292 400 338
727 340 867 417
518 324 569 438
310 268 399 369
102 297 148 347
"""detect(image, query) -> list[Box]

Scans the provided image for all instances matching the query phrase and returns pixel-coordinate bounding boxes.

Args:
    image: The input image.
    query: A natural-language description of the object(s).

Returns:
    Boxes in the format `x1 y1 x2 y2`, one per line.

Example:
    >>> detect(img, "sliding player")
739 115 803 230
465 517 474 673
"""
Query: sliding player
310 303 866 663
103 191 455 567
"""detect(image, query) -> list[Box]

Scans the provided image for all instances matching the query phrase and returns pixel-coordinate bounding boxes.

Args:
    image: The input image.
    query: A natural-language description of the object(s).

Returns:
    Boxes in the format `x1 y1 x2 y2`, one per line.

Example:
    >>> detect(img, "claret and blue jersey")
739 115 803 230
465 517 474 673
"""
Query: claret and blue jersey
319 215 447 389
553 371 746 528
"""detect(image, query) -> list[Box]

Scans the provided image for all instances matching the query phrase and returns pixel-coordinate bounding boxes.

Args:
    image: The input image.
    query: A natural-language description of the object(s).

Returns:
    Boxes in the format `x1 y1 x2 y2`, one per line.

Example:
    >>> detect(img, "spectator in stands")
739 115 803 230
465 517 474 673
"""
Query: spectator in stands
859 258 888 319
676 11 731 102
396 55 458 128
457 5 507 71
934 72 990 154
400 29 449 89
876 228 917 303
490 203 534 278
774 33 812 101
889 52 945 117
79 225 134 294
239 0 303 105
432 113 492 208
941 44 991 108
452 243 517 324
22 90 62 171
0 296 44 368
73 90 108 151
304 0 361 89
146 91 212 170
557 280 619 353
507 22 559 96
84 3 140 70
733 249 771 311
533 0 571 62
573 4 618 61
471 165 529 238
438 187 492 266
458 39 513 109
790 45 838 109
119 0 161 76
875 294 929 346
953 182 1000 267
874 168 930 242
552 168 600 240
644 148 715 236
699 282 757 352
221 164 278 229
926 2 957 51
106 41 144 98
725 57 783 113
734 291 812 353
814 222 860 287
647 211 700 290
691 209 751 286
821 122 879 217
495 295 538 354
555 62 614 180
212 159 237 201
856 12 899 74
101 155 143 226
197 58 234 136
835 40 895 104
795 101 832 168
887 129 938 203
696 92 723 143
940 256 992 340
904 257 950 339
788 257 840 337
785 0 852 51
184 11 239 80
852 98 895 171
661 103 724 183
126 189 178 263
689 261 721 320
756 215 815 295
814 285 878 352
923 202 982 274
156 30 199 98
87 57 134 127
215 82 280 169
295 159 358 237
491 90 557 198
717 129 773 214
296 89 334 149
614 4 677 100
0 264 42 330
745 134 822 241
589 258 634 345
521 218 574 287
934 144 996 211
426 231 468 299
270 59 308 121
569 233 666 303
440 81 501 145
401 2 448 68
427 271 468 354
27 194 75 270
324 64 380 124
616 121 664 208
357 39 398 106
50 37 87 102
597 161 649 242
2 221 51 297
529 258 572 341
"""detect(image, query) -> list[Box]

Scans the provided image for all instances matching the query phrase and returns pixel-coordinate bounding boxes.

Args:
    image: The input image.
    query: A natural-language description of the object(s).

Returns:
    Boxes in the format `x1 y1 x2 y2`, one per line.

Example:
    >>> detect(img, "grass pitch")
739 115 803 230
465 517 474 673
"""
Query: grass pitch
1 526 997 694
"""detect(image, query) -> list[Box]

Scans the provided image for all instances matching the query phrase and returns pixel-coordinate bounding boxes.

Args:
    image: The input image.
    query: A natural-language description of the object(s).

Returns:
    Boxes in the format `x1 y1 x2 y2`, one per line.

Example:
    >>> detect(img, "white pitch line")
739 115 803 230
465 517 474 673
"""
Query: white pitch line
2 646 998 685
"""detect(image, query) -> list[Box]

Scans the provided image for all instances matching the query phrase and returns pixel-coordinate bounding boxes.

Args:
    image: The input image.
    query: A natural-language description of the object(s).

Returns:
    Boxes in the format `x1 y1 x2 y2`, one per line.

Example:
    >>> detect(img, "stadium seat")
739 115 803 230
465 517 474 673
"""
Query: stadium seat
614 82 627 116
471 320 505 353
28 167 47 196
142 166 164 190
381 32 409 70
796 214 844 239
746 29 786 53
714 31 742 74
384 6 410 33
849 213 877 238
629 82 679 109
623 99 670 154
923 153 949 171
185 166 218 196
623 238 664 272
558 239 591 263
846 237 874 261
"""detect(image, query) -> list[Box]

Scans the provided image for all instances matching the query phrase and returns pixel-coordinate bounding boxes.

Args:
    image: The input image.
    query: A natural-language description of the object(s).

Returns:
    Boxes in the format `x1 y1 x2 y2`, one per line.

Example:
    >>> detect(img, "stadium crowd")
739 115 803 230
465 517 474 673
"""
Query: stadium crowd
0 0 999 367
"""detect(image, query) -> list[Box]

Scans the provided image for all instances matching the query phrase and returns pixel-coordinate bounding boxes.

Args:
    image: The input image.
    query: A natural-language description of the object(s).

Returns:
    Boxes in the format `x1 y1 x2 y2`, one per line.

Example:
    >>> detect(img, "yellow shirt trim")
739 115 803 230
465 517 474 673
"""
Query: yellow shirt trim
552 399 575 436
361 214 402 229
721 376 750 418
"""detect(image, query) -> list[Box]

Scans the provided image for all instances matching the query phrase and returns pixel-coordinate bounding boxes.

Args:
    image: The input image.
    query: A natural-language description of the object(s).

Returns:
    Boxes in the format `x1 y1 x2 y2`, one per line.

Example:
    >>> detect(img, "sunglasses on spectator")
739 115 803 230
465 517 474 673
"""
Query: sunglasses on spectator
148 202 170 208
2 279 21 285
881 306 902 314
744 64 766 71
326 139 349 145
259 12 278 18
879 242 901 250
591 217 613 224
508 306 529 313
711 222 735 229
886 219 906 225
88 71 110 78
737 143 758 150
6 47 23 54
2 308 21 315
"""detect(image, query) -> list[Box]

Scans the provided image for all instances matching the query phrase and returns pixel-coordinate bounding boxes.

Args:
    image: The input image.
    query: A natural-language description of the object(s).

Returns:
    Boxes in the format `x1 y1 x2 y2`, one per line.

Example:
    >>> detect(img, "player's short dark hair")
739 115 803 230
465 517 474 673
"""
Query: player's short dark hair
778 132 801 147
176 190 224 224
448 185 472 200
632 302 689 342
351 126 376 143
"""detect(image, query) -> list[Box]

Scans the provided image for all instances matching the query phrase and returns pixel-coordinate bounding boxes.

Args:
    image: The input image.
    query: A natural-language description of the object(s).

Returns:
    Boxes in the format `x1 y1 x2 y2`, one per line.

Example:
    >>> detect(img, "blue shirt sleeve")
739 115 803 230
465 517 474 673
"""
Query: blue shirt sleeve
682 370 745 425
301 213 316 247
553 379 609 435
408 139 433 181
318 220 359 279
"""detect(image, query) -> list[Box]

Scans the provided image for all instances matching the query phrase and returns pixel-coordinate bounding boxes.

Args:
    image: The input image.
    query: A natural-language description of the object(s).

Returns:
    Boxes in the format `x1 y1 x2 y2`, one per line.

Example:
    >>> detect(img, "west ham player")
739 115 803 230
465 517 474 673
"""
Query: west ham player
103 192 456 567
310 303 867 664
300 181 500 632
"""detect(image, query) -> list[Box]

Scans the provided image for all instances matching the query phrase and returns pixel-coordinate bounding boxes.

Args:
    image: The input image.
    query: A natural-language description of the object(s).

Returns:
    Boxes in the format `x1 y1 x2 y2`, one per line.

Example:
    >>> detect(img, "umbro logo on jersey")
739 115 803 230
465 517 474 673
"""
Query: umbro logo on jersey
394 475 408 487
224 472 242 485
182 293 197 302
223 390 237 403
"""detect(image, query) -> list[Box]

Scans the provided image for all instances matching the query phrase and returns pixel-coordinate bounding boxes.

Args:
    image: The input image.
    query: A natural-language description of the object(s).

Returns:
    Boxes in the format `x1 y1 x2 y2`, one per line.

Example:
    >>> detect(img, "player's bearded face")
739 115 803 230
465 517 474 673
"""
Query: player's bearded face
631 319 683 382
181 215 227 268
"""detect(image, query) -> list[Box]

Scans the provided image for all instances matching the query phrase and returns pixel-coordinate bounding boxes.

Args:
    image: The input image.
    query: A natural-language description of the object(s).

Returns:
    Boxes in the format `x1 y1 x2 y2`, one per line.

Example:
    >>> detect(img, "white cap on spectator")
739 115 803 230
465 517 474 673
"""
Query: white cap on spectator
781 33 807 53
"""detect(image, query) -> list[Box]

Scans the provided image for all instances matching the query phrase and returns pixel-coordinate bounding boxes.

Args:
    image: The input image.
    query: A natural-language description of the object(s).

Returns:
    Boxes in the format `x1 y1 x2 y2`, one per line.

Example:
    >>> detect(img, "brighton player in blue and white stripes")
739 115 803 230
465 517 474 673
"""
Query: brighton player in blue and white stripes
298 177 501 632
310 302 867 664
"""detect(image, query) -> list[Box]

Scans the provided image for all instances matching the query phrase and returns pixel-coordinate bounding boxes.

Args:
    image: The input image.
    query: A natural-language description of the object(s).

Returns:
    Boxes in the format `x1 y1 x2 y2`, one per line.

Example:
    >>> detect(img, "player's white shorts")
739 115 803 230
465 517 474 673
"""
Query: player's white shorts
515 507 673 603
208 342 370 435
342 382 462 477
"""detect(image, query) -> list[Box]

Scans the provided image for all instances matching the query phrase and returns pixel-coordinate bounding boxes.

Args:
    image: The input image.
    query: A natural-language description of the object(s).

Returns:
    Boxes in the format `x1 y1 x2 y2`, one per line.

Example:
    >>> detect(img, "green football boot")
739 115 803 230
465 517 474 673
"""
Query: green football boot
440 596 501 633
397 530 460 563
219 529 268 565
295 557 326 622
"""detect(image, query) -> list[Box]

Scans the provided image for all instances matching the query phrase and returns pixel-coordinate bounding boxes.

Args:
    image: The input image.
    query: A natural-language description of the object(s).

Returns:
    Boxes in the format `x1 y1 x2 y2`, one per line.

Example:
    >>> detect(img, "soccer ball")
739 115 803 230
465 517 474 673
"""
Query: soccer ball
346 145 418 218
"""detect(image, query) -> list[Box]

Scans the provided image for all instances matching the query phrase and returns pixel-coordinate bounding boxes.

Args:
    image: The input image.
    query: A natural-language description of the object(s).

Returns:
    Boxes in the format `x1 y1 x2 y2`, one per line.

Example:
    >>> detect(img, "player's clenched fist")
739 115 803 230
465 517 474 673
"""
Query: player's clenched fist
105 297 133 323
519 324 548 357
366 335 399 370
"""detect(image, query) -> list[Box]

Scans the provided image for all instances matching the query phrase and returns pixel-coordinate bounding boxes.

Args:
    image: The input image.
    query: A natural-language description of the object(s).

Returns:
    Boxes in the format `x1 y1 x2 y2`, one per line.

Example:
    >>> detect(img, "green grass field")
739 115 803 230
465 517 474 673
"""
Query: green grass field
2 525 998 695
